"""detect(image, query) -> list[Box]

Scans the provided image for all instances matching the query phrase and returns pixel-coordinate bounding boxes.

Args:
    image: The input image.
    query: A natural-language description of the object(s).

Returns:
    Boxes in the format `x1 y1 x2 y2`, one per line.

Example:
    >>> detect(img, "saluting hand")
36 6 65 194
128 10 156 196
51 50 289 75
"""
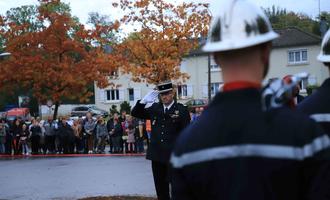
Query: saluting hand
140 90 159 104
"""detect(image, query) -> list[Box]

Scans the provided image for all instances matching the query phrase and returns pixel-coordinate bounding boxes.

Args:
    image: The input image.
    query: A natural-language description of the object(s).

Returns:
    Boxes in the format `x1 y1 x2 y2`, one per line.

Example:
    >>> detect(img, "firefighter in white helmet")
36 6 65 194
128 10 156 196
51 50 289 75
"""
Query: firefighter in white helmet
298 29 330 137
171 1 330 199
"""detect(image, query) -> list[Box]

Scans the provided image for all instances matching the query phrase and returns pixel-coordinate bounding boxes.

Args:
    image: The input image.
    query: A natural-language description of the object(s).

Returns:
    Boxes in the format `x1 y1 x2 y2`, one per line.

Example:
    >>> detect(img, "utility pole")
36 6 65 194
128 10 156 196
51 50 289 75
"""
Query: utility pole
319 0 321 19
208 53 211 101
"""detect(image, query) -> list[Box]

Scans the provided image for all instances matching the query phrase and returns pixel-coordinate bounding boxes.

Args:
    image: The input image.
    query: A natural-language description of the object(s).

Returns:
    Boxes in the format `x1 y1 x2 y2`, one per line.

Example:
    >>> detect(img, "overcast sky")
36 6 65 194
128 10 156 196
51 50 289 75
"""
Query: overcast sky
0 0 329 25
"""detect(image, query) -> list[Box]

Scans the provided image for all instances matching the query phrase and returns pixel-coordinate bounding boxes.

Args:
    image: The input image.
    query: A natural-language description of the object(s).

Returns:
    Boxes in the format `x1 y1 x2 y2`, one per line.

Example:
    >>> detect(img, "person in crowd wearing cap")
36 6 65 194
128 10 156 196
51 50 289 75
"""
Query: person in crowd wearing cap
131 81 190 200
170 1 330 199
298 29 330 135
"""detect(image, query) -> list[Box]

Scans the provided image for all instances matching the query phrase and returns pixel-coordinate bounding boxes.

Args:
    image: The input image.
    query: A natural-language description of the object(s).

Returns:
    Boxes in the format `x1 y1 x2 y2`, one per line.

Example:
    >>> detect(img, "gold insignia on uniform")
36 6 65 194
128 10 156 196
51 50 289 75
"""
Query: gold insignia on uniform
171 110 180 118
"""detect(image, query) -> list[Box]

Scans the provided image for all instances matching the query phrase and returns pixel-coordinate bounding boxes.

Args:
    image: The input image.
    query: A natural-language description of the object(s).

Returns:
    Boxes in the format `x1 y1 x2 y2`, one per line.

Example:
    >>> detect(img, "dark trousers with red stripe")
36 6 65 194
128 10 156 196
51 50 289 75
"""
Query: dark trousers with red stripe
152 161 170 200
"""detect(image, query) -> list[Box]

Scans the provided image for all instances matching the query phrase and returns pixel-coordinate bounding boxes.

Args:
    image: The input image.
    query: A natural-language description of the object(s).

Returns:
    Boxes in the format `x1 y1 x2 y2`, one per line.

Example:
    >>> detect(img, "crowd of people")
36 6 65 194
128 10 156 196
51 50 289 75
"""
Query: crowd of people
0 111 151 155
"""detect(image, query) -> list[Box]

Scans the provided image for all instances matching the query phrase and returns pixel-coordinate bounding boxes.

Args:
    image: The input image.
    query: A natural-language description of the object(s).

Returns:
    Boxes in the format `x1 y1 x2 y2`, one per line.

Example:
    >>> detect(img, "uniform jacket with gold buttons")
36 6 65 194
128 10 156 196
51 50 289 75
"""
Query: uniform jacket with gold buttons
132 100 190 163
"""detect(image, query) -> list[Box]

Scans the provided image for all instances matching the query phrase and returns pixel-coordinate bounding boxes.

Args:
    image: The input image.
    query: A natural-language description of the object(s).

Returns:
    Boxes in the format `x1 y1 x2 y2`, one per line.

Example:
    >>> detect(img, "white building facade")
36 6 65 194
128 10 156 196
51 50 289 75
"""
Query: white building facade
95 28 327 112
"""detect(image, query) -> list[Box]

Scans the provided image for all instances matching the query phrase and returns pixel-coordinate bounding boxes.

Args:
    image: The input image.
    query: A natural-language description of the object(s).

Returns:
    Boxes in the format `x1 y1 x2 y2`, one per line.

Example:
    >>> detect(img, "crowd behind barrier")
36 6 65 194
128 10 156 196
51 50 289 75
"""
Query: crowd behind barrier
0 111 156 156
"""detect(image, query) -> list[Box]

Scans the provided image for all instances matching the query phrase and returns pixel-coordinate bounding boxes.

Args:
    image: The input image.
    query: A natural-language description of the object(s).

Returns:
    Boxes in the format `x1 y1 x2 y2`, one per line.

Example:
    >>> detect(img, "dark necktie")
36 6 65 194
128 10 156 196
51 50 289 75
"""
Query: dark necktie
165 108 169 114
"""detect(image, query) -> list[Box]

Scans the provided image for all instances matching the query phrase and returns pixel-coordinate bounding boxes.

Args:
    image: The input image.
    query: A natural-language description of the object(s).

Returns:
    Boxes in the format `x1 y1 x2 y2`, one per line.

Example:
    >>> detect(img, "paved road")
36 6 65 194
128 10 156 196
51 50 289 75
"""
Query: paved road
0 156 156 200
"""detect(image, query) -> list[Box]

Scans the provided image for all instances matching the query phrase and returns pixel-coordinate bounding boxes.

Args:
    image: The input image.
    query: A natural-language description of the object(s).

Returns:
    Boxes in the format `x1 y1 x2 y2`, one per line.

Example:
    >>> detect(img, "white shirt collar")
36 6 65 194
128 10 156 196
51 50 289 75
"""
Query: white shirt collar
163 101 175 112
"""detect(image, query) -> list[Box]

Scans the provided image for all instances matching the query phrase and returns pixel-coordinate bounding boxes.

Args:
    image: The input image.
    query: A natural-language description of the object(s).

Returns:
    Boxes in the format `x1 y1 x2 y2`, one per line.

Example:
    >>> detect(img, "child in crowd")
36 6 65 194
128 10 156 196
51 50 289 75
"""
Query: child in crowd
125 115 135 153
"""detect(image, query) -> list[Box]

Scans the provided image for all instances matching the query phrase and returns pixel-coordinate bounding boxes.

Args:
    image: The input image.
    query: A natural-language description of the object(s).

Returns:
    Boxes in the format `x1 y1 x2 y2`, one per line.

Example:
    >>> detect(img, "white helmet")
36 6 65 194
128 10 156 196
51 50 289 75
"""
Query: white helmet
203 0 279 52
317 29 330 63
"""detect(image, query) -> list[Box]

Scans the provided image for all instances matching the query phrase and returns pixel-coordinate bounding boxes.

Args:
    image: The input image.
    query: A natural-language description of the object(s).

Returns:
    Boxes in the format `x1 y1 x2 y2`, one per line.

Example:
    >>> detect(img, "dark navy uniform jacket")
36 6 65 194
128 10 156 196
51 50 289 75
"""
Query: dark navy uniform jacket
132 100 190 163
171 88 330 200
298 78 330 135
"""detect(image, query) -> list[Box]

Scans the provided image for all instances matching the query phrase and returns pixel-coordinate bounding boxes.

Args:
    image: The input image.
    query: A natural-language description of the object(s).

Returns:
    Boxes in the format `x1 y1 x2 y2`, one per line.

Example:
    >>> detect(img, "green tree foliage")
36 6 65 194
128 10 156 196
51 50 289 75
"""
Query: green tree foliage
87 12 119 46
120 101 131 114
5 5 43 33
110 105 119 116
263 5 329 36
0 1 74 50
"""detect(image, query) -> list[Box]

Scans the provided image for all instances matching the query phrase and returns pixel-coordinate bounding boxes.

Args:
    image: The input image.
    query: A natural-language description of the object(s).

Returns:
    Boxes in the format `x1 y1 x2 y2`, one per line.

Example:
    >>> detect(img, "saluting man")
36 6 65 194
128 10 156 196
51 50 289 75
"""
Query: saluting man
131 81 190 200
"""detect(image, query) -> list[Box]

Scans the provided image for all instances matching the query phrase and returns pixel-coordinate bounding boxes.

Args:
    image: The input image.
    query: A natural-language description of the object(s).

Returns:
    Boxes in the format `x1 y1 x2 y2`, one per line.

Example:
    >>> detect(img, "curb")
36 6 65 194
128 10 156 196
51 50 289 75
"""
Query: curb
0 153 146 158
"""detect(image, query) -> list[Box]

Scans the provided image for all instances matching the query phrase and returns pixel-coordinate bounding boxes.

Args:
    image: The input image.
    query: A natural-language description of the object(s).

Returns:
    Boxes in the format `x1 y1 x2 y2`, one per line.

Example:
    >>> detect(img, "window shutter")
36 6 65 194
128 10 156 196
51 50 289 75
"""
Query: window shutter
119 89 125 101
99 89 105 103
187 85 193 97
133 88 141 101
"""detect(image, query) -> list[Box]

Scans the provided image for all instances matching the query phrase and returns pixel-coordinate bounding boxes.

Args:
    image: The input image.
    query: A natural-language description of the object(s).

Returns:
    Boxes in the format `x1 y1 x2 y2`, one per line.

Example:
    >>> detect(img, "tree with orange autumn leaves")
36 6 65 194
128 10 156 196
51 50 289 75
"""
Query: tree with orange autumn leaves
114 0 210 84
0 0 120 118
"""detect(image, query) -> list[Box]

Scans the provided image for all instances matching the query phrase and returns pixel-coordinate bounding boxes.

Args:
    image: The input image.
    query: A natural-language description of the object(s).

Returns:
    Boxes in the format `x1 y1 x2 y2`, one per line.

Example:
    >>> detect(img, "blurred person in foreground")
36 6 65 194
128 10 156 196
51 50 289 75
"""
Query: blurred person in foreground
298 29 330 135
170 1 330 199
282 74 305 108
132 82 190 200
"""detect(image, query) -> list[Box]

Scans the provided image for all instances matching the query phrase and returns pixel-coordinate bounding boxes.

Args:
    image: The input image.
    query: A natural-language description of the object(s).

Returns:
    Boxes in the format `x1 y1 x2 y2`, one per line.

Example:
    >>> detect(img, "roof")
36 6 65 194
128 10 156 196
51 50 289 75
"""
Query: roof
273 27 321 48
188 27 321 57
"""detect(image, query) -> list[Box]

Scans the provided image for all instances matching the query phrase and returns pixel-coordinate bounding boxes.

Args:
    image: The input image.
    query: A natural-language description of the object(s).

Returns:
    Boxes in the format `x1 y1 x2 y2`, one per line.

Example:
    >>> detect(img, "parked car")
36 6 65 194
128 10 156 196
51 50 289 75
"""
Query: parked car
184 99 208 112
5 108 31 122
71 105 109 117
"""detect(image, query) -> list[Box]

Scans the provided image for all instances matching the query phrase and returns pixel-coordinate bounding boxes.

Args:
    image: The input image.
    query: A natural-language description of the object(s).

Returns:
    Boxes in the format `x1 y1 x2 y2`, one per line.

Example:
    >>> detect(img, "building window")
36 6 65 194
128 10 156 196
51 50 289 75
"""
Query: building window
106 89 119 101
177 85 188 99
128 88 134 101
299 78 308 91
108 70 118 79
210 55 221 71
288 49 308 64
211 82 222 96
210 64 220 71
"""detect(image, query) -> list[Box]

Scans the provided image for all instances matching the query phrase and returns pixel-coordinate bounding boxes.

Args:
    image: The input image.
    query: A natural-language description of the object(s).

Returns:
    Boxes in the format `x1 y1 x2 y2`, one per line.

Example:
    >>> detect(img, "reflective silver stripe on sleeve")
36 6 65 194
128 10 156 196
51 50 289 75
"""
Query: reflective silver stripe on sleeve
310 114 330 122
171 135 330 168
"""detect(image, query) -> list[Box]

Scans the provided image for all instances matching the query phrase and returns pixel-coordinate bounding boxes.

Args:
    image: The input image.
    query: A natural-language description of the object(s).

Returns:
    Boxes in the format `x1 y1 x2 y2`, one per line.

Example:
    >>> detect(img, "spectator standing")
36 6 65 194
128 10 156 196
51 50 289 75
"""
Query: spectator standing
119 111 126 153
84 115 96 154
58 117 75 154
43 116 57 154
0 121 6 154
135 120 146 153
125 115 135 153
72 119 83 153
29 119 42 155
4 119 12 155
19 124 30 155
106 114 116 153
96 117 108 153
109 117 123 153
12 118 22 155
39 120 47 154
